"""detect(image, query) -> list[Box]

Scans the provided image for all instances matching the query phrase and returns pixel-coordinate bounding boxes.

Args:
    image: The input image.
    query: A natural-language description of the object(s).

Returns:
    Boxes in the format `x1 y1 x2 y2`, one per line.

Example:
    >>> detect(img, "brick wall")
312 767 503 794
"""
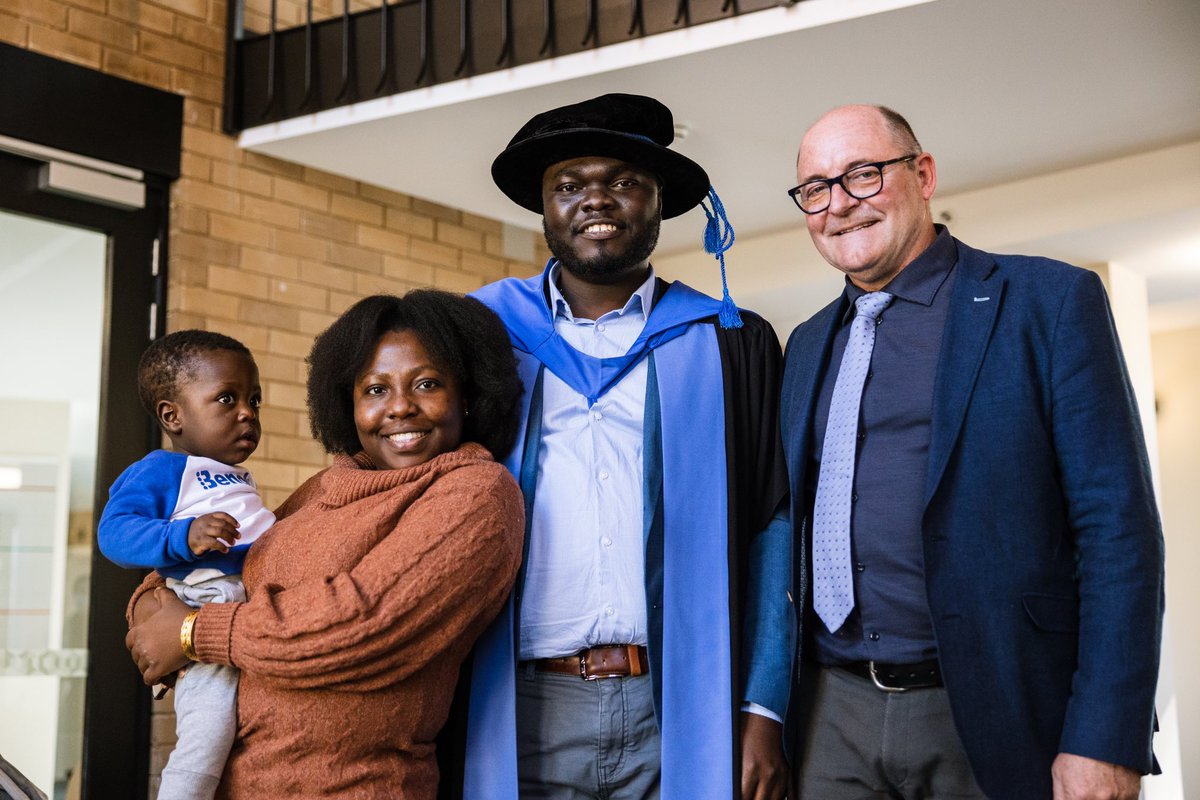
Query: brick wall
1 1 543 794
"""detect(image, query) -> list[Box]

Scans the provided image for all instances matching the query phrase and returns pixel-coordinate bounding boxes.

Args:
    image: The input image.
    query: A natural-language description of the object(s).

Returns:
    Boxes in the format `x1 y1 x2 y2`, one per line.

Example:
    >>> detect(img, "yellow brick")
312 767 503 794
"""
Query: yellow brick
174 206 209 235
28 26 101 68
357 225 410 255
0 14 28 47
259 406 301 436
7 0 67 28
210 213 273 248
178 178 240 213
409 238 459 269
385 208 434 239
68 7 136 49
179 152 211 180
273 176 330 211
412 197 461 224
209 321 270 352
294 461 329 487
299 210 356 243
148 0 207 20
354 273 410 296
358 183 411 208
238 297 300 329
272 229 329 260
436 220 483 252
328 290 360 315
327 242 382 273
241 150 305 179
303 168 357 194
102 49 173 91
267 435 327 466
172 232 239 266
382 256 433 285
460 251 508 283
330 194 384 226
183 126 240 162
241 247 300 279
251 460 301 493
208 265 269 299
298 260 354 289
173 68 223 104
460 212 503 236
298 309 337 335
175 15 225 52
433 267 482 293
269 279 328 311
267 328 316 359
265 381 308 412
169 256 209 286
109 0 175 33
211 161 274 197
242 195 301 229
141 30 207 71
176 286 239 320
484 233 505 257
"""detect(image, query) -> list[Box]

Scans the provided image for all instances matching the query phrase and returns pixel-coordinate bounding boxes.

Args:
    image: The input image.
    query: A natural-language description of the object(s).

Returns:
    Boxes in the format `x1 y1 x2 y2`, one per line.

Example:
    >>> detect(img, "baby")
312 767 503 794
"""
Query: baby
99 330 274 800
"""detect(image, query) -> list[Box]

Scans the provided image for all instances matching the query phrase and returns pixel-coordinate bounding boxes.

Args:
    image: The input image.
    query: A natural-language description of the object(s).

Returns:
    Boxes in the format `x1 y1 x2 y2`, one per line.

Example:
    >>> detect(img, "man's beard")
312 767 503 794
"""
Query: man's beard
543 214 661 284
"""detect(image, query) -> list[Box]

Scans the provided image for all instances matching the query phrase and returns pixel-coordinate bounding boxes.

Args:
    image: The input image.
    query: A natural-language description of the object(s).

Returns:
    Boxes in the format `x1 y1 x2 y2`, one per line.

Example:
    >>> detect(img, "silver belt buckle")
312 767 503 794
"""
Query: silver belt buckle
868 660 908 693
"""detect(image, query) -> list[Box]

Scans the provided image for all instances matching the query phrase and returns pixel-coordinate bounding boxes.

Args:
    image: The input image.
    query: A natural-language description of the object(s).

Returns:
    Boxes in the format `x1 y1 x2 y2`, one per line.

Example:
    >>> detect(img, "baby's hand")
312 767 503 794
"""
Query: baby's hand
187 512 240 557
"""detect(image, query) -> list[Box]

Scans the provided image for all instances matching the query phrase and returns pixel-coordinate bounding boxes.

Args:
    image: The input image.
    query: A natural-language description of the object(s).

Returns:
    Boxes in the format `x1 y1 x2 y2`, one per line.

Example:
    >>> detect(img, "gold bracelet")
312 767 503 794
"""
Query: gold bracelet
179 610 200 661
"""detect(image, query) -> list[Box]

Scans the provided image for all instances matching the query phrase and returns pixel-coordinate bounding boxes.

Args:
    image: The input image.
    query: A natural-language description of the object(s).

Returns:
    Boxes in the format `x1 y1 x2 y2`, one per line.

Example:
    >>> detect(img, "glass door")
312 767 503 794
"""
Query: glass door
0 210 108 798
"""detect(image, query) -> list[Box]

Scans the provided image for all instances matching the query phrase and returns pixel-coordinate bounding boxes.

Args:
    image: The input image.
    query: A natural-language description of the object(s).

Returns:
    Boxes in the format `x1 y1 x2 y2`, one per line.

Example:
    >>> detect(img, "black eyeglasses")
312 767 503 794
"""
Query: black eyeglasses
788 155 918 214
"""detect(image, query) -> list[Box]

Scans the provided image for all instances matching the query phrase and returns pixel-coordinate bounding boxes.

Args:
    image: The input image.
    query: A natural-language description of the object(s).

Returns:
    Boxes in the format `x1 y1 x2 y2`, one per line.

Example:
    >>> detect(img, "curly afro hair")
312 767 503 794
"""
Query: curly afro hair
306 290 523 461
137 330 253 420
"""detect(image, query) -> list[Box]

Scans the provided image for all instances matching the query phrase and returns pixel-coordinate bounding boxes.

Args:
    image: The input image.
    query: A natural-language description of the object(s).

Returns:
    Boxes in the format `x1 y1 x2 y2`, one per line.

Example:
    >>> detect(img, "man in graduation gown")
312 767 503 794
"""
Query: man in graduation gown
462 93 792 800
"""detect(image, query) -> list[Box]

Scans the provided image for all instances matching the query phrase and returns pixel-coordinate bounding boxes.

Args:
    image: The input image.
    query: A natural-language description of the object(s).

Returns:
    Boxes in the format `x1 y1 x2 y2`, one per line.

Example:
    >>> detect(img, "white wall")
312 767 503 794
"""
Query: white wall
1150 326 1200 799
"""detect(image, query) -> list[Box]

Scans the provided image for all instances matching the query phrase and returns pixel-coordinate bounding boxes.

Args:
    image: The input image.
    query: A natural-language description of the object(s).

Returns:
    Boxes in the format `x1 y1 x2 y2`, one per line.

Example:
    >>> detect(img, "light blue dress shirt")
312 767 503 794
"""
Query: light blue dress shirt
517 265 657 660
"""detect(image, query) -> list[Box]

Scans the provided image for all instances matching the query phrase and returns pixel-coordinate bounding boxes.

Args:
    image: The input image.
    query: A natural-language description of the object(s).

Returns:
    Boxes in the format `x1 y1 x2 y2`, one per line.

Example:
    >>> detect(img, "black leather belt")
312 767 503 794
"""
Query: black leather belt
837 658 942 692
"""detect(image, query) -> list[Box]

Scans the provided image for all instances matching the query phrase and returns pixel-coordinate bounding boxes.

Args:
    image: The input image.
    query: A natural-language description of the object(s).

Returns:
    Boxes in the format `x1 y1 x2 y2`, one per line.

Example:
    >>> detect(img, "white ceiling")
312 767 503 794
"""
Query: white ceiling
242 0 1200 321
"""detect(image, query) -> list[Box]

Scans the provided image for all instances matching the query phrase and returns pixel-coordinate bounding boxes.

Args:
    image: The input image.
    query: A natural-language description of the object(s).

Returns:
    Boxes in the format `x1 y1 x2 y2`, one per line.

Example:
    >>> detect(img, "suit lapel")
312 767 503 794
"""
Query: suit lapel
925 242 1005 506
783 296 845 476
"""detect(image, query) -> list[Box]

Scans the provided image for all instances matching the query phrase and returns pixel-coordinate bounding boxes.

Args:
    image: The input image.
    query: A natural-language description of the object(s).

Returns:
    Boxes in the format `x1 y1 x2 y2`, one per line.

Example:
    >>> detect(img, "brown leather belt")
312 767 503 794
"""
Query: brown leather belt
525 644 649 680
837 658 943 692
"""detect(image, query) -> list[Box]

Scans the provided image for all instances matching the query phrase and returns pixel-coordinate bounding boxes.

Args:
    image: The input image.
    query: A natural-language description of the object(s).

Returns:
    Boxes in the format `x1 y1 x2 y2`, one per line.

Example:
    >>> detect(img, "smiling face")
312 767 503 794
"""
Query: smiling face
352 330 465 470
541 156 662 284
797 105 938 291
160 349 262 466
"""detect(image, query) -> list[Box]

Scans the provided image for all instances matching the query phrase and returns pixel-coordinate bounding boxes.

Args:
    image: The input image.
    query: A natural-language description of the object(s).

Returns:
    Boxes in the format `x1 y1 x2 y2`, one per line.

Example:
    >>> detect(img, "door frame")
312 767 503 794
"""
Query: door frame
1 43 182 800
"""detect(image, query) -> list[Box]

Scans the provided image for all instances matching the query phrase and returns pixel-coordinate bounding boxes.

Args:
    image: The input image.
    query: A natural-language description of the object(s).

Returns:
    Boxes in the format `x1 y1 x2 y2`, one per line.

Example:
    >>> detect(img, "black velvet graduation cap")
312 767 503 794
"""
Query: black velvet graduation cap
491 93 710 219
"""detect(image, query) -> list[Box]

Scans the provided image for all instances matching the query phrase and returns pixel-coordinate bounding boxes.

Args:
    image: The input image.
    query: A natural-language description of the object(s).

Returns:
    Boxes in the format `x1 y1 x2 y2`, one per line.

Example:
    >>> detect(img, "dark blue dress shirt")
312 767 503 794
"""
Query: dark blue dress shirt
808 226 958 665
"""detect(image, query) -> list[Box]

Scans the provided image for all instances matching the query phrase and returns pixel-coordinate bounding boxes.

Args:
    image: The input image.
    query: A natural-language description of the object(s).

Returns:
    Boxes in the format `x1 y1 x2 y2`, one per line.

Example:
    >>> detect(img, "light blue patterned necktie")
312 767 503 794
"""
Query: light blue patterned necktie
812 290 893 633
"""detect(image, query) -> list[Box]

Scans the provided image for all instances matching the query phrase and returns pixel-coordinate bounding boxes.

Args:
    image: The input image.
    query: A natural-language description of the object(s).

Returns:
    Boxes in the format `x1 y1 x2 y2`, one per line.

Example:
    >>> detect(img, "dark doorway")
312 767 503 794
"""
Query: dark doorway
0 44 181 800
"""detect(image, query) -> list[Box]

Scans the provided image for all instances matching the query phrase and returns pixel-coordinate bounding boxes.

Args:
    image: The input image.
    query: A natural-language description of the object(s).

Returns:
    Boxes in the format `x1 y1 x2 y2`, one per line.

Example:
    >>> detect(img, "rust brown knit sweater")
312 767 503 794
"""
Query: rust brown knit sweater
190 442 523 798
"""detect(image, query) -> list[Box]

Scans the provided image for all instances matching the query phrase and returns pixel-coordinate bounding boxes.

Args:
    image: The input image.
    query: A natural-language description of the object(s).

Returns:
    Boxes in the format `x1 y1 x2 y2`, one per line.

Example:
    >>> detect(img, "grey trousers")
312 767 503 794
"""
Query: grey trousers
157 575 246 800
515 667 661 800
793 664 988 800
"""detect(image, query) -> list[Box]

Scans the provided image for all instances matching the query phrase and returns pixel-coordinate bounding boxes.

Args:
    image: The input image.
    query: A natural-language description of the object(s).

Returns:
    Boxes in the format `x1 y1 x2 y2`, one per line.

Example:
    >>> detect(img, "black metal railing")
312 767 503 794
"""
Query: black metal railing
223 0 797 133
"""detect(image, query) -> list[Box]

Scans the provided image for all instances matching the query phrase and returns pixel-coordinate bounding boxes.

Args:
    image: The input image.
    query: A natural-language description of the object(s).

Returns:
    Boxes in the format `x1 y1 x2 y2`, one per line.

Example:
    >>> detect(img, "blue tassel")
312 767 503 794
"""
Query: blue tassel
701 186 743 329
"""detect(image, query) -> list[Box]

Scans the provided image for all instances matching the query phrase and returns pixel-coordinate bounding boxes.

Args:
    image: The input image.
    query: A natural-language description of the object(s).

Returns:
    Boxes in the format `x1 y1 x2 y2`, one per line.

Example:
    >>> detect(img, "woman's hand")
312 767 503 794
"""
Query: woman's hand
125 591 193 685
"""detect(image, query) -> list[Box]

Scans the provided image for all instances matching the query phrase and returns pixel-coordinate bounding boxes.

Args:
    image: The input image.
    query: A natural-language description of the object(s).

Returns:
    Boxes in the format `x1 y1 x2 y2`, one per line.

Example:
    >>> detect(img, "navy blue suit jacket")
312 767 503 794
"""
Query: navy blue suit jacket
780 238 1164 799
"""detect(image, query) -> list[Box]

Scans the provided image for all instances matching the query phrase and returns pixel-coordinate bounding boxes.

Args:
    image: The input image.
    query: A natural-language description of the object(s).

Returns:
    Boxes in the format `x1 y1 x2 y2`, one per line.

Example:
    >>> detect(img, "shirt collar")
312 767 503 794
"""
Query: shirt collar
548 261 656 323
841 225 956 321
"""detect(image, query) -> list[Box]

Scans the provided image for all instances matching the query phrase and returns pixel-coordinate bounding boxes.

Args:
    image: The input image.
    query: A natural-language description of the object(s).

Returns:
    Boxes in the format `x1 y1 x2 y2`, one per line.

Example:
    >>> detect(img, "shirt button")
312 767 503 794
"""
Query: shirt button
597 322 607 332
601 536 612 547
857 432 866 441
855 562 865 573
868 632 880 641
605 606 615 617
852 493 858 502
599 470 609 480
592 410 603 421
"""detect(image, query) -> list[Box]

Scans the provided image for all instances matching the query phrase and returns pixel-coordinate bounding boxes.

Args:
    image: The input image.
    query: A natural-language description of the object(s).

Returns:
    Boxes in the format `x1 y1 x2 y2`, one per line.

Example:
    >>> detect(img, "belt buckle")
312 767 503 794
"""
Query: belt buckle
579 654 597 681
867 661 908 693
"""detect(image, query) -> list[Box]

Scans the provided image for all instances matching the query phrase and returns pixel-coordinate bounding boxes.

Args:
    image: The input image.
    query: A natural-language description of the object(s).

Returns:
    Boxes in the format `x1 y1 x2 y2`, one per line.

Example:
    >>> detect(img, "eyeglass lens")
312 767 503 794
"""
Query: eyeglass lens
798 165 883 212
